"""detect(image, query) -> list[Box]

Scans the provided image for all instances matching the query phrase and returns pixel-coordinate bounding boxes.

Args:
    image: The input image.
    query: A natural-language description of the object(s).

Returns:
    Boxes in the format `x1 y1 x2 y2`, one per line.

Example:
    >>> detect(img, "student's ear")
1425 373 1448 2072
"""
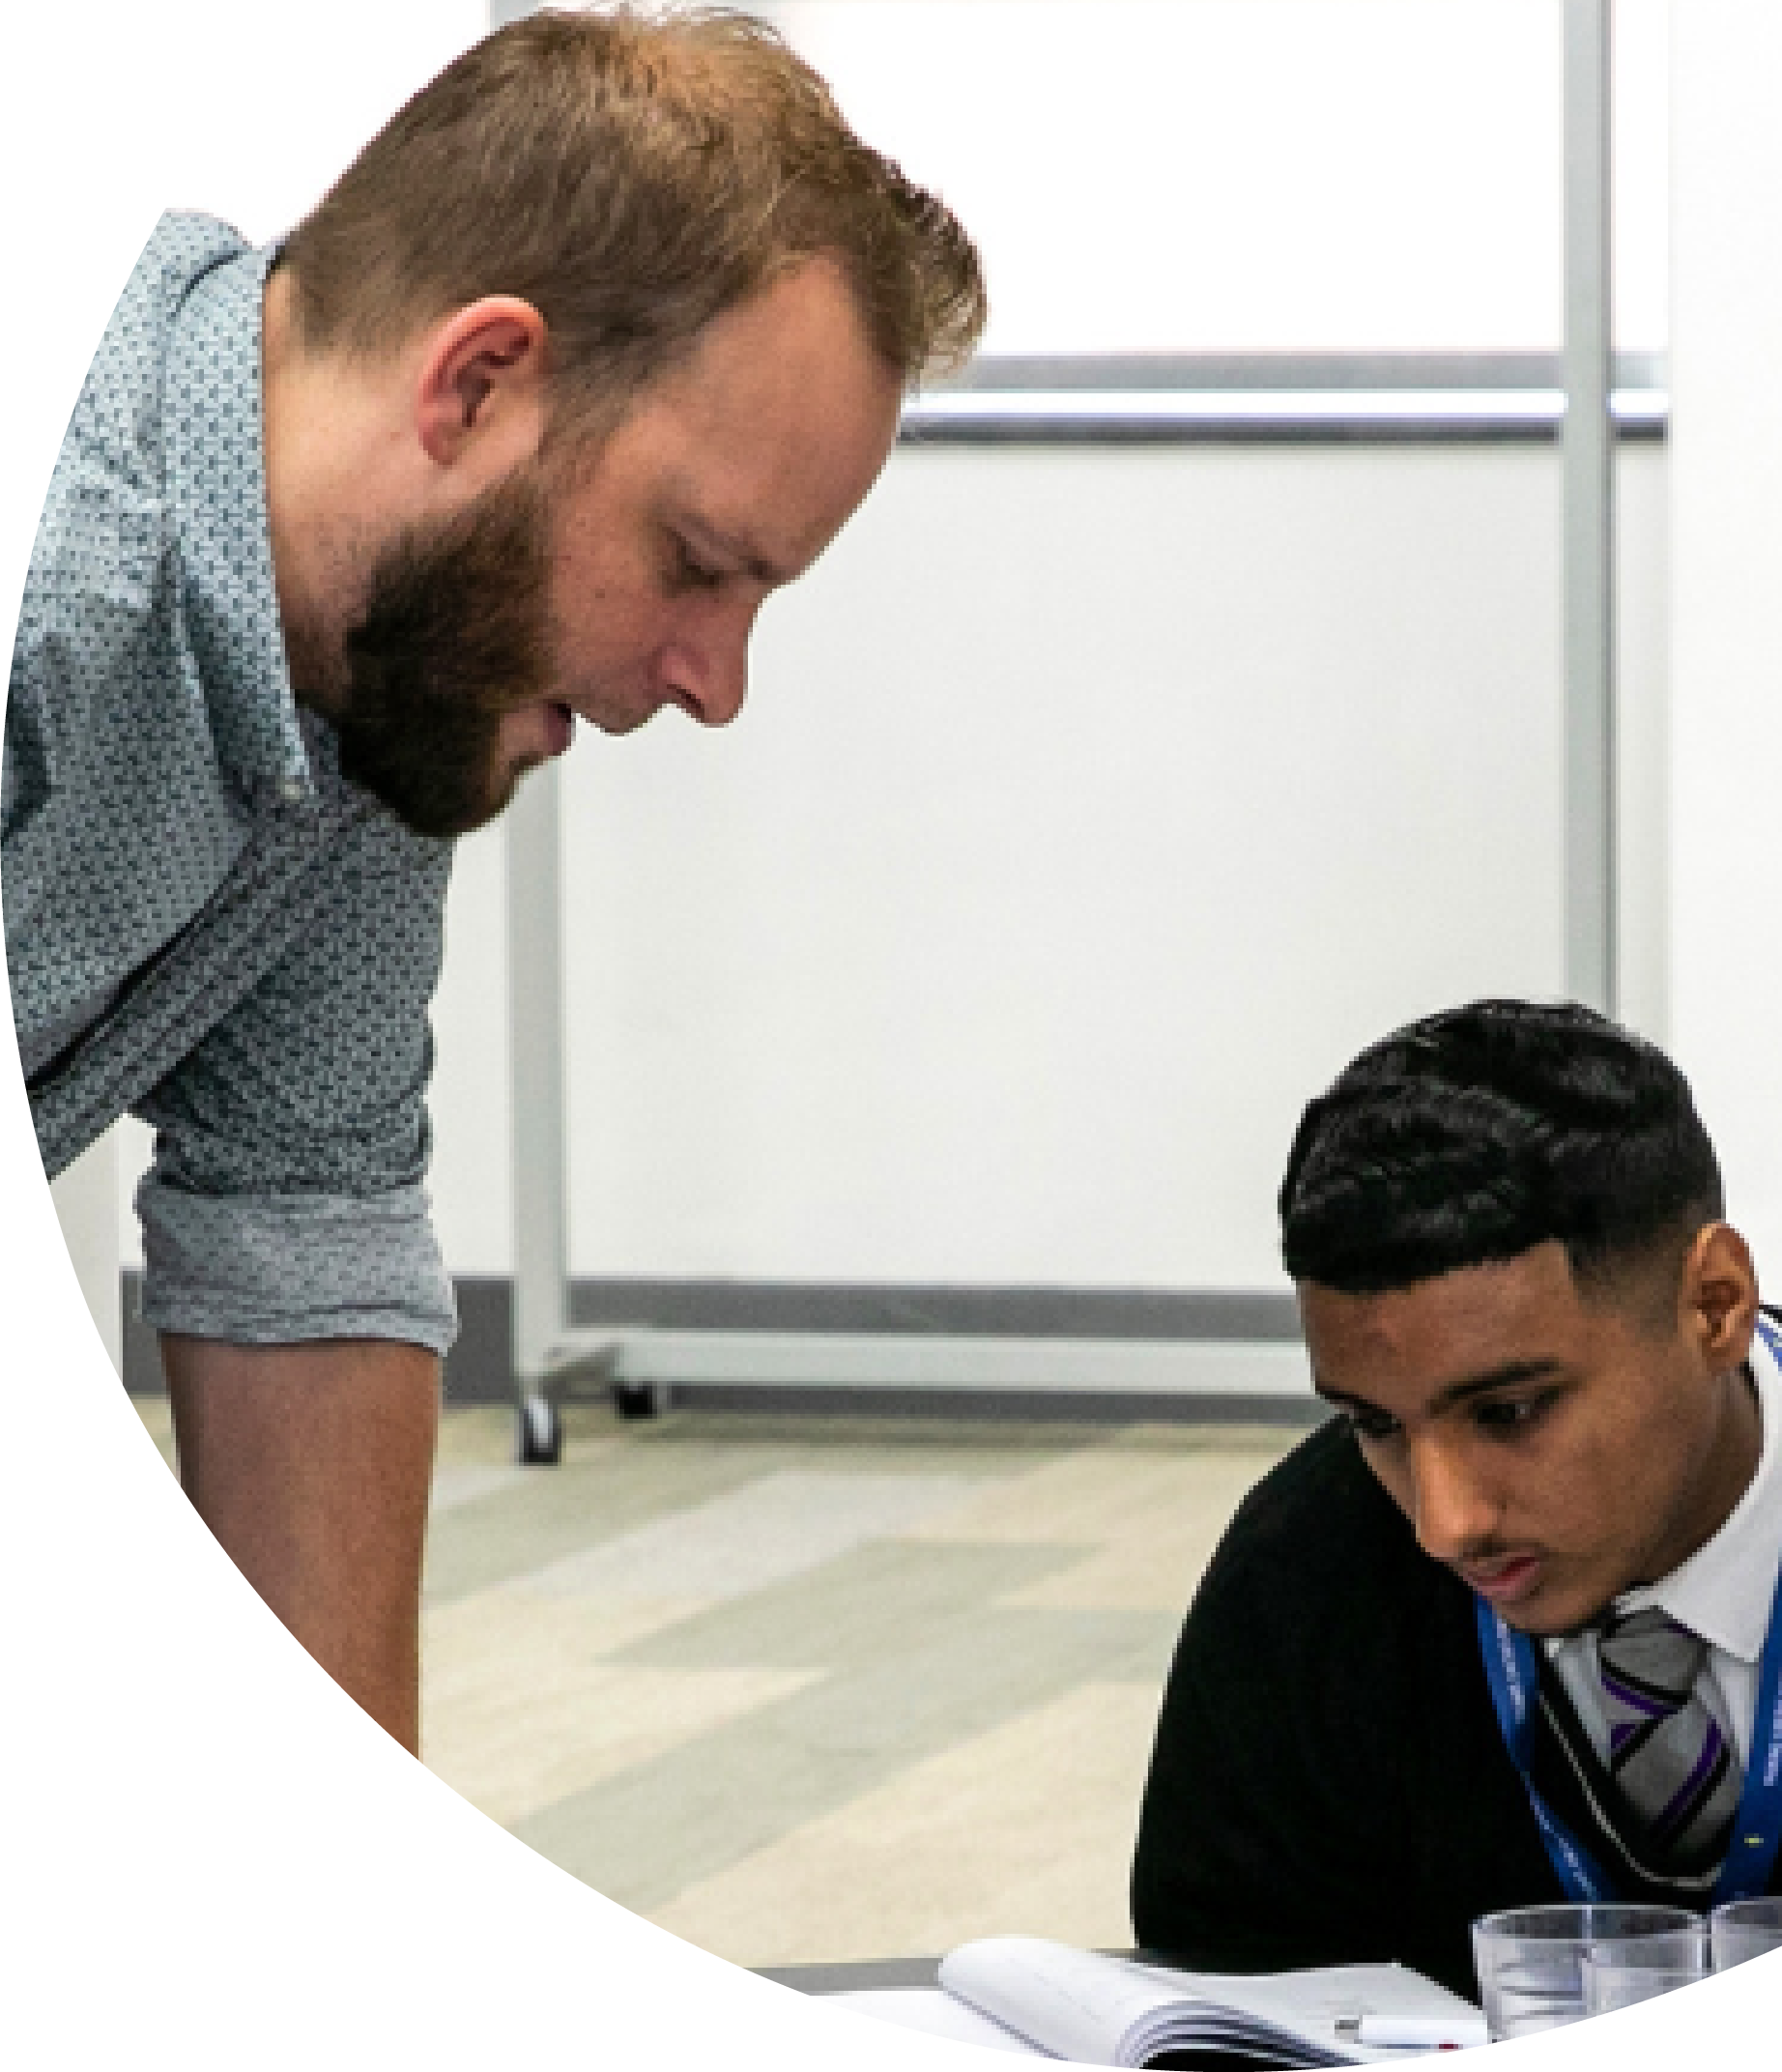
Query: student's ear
413 297 548 475
1681 1222 1760 1372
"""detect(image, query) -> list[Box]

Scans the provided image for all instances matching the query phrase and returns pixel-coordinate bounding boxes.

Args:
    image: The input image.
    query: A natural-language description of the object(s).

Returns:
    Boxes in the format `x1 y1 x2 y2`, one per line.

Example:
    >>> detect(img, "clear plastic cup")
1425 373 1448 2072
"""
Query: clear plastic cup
1581 1925 1709 2014
1472 1905 1701 2039
1710 1896 1782 1971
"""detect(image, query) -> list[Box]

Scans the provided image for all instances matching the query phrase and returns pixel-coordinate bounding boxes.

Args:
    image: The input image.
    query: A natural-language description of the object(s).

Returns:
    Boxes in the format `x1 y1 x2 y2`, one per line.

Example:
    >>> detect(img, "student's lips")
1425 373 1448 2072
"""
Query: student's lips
1457 1553 1544 1606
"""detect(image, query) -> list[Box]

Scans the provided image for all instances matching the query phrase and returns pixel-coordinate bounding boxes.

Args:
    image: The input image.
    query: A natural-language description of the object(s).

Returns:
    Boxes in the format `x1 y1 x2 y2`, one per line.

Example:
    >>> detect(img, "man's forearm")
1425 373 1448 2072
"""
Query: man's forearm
161 1334 441 1753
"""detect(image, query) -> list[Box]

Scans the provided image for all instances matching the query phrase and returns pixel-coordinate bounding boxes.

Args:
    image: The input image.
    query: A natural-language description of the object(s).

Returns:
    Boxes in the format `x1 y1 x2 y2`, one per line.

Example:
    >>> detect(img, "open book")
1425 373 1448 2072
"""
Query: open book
832 1937 1486 2067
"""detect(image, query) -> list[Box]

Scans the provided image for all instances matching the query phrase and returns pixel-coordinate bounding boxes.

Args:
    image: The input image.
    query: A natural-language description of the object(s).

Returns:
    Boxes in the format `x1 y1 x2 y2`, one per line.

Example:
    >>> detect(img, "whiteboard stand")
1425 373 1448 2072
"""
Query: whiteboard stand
502 763 1310 1466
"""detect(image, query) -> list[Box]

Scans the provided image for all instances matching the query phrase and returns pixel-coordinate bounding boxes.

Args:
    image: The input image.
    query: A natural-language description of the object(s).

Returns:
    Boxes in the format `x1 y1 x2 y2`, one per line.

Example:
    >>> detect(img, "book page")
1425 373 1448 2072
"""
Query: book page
941 1939 1209 2064
1127 1958 1481 2063
827 1987 1046 2057
939 1939 1481 2067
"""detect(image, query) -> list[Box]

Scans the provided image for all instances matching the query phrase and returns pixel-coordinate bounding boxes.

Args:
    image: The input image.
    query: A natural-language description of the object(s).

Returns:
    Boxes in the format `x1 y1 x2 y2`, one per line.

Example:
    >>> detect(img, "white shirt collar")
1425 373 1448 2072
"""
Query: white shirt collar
1615 1317 1782 1663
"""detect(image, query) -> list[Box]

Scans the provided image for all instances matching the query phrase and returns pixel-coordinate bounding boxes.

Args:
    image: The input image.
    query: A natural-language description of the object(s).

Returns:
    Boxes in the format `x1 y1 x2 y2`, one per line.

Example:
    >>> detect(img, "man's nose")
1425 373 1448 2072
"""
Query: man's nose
1407 1437 1499 1563
663 604 755 728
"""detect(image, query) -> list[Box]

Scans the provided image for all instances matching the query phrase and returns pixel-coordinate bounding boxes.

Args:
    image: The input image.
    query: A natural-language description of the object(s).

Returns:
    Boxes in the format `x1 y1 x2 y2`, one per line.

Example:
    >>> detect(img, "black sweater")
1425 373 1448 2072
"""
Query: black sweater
1130 1417 1769 2000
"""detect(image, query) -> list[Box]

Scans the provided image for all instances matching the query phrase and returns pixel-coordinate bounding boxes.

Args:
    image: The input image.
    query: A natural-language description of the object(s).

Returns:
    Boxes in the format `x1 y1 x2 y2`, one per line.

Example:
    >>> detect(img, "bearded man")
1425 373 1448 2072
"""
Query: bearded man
2 5 985 1752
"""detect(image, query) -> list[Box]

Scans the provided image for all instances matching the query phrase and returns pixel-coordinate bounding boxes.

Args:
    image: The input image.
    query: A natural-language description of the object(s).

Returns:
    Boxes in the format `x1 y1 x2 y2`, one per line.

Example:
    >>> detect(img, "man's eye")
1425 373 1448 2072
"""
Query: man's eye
671 538 723 590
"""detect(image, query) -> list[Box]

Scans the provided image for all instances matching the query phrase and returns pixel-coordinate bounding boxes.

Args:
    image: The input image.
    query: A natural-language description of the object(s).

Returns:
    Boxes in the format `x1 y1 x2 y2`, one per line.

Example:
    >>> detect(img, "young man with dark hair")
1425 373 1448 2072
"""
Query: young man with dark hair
1131 1000 1782 1998
4 6 984 1752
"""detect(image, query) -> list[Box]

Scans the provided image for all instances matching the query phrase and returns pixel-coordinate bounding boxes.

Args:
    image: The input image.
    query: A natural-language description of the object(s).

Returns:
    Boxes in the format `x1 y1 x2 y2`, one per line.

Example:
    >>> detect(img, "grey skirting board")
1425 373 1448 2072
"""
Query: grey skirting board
120 1272 1314 1424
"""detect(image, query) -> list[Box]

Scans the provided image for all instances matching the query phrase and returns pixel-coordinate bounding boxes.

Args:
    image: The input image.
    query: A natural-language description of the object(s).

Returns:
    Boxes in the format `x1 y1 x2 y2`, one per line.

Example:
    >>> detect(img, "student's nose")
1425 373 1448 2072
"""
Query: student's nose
1405 1435 1499 1564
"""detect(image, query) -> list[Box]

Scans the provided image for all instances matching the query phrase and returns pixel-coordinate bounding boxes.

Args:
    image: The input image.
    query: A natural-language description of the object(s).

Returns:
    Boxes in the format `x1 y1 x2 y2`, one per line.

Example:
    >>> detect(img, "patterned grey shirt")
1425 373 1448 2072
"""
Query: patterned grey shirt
2 214 458 1355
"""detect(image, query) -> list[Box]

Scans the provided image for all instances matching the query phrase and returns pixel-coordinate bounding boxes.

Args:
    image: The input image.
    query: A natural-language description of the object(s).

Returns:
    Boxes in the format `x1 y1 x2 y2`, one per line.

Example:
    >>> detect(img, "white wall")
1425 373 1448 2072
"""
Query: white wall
766 0 1671 359
120 440 1669 1292
1670 3 1782 1273
395 439 1667 1291
49 1129 122 1374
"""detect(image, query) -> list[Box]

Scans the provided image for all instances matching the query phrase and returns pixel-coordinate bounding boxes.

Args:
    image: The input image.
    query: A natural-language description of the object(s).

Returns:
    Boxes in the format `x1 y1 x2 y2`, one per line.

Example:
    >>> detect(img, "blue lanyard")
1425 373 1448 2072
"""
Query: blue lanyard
1476 1314 1782 1906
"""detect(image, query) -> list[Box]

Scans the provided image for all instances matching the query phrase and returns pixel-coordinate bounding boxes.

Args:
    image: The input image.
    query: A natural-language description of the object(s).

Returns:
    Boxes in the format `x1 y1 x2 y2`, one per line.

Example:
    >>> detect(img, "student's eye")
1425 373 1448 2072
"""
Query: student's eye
1474 1393 1555 1435
1345 1408 1401 1444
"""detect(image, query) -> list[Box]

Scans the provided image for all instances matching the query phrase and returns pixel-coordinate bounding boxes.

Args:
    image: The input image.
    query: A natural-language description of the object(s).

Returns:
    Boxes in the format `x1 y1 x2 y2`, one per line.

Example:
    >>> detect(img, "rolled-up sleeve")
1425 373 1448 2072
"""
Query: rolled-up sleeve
132 802 459 1354
136 1184 455 1349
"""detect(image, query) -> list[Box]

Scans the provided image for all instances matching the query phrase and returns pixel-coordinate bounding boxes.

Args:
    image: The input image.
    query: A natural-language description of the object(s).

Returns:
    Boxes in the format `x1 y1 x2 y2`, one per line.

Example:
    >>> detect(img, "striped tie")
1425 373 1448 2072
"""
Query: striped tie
1595 1607 1741 1873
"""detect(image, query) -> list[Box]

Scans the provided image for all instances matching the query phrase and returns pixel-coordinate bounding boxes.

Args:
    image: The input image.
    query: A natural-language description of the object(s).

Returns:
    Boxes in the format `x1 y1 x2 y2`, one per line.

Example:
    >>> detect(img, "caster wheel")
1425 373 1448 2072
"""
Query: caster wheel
516 1394 562 1465
614 1381 663 1422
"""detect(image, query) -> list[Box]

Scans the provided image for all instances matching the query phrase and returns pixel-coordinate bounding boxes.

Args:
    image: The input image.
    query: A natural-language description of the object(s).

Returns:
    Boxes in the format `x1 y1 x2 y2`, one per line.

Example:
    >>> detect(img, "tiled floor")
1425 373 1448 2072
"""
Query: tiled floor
131 1394 1302 1967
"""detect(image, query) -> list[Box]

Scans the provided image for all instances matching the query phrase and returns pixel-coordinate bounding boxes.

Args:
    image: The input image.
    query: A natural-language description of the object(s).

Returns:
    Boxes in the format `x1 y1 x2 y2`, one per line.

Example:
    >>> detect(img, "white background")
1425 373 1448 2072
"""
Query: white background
769 0 1668 355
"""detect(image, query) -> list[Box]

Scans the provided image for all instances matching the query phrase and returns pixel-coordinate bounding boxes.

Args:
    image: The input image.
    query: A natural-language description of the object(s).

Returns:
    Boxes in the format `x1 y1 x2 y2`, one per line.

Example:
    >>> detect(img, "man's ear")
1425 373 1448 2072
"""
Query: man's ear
1682 1222 1760 1373
413 297 549 473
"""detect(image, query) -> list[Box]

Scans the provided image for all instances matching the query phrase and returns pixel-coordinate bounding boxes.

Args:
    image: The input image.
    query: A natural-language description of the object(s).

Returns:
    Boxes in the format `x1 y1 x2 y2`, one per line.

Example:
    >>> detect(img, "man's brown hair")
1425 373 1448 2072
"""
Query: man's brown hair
278 5 986 424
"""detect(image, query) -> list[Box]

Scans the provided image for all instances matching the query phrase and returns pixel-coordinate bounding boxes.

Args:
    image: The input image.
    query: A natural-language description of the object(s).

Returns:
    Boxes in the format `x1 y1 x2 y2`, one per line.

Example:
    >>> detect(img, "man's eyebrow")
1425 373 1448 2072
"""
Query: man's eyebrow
682 513 792 588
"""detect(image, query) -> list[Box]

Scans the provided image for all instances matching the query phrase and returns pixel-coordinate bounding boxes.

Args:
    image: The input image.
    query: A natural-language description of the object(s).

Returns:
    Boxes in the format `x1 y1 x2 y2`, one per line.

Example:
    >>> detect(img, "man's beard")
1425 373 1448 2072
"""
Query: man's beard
332 469 556 838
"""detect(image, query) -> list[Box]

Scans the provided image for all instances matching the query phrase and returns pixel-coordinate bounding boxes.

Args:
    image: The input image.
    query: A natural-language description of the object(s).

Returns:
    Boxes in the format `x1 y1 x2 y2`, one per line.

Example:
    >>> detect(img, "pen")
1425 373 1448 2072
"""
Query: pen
1351 2015 1489 2051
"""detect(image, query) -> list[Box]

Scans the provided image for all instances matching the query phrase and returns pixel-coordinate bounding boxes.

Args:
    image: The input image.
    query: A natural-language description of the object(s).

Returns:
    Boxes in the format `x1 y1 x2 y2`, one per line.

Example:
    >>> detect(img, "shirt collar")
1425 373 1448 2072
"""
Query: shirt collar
1617 1317 1782 1663
161 229 314 808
